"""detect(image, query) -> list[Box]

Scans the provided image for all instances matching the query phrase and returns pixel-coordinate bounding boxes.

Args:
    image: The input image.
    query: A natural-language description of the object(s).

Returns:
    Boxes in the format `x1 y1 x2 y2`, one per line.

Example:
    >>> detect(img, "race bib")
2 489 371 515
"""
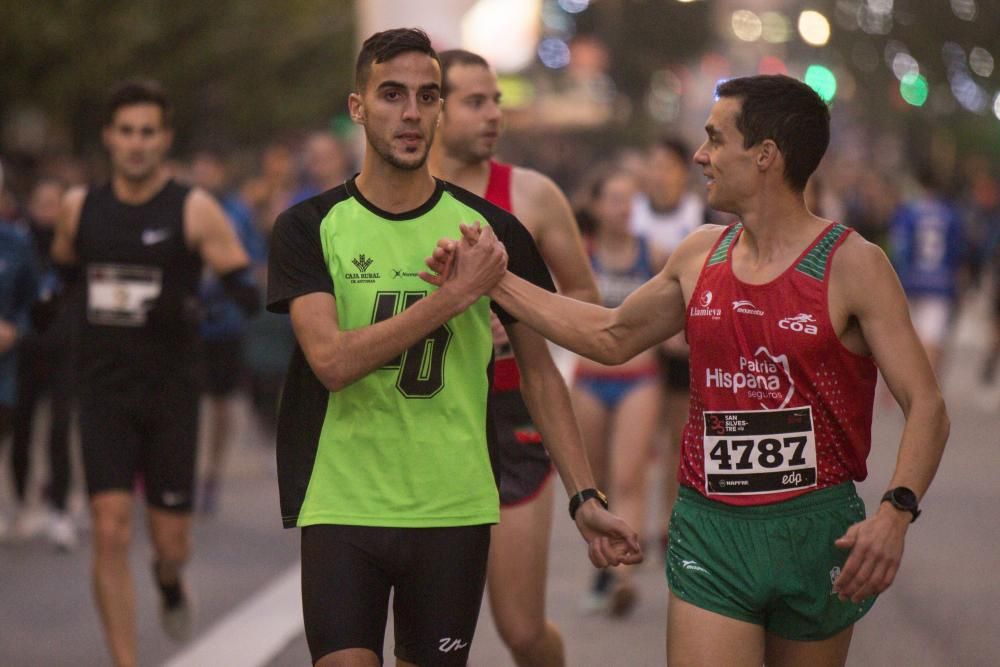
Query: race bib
87 263 163 327
703 407 817 496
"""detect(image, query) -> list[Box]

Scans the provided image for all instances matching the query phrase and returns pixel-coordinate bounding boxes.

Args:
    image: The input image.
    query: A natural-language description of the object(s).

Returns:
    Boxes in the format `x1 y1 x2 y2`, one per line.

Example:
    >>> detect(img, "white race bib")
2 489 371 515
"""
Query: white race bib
87 263 163 327
703 407 817 496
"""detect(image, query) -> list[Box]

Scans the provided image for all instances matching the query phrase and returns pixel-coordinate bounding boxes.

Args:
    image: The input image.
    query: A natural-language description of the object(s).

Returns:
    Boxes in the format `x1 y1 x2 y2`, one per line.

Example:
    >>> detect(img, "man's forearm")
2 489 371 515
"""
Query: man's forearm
491 272 621 364
310 287 474 391
518 360 594 497
885 392 949 501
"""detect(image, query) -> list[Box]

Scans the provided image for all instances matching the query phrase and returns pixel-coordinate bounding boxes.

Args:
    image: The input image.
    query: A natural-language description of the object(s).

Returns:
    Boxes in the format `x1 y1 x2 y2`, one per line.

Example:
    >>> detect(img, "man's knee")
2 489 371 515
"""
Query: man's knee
92 506 131 556
497 615 547 656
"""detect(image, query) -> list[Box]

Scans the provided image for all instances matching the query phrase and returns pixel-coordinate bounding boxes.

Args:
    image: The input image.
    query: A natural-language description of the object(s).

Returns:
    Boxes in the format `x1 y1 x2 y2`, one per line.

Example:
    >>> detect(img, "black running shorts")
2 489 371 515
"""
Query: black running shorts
301 524 490 666
493 389 554 507
79 375 199 512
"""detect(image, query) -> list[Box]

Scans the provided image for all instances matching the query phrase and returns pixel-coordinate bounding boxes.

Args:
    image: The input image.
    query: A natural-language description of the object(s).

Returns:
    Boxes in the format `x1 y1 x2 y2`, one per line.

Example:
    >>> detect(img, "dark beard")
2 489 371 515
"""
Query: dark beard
367 127 433 171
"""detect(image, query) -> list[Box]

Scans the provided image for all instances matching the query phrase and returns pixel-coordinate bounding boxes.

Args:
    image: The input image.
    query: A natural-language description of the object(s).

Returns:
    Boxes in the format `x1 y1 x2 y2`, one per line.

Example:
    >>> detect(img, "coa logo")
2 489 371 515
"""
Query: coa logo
778 313 818 335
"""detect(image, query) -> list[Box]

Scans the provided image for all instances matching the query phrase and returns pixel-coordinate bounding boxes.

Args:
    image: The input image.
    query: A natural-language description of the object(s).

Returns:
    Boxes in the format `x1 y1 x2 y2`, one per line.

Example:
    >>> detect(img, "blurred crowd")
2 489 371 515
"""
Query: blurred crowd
1 117 998 556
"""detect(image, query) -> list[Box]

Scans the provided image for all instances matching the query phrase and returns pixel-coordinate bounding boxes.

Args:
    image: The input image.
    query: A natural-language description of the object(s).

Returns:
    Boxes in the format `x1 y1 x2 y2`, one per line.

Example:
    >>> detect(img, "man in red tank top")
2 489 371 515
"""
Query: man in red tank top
429 74 948 667
429 50 598 667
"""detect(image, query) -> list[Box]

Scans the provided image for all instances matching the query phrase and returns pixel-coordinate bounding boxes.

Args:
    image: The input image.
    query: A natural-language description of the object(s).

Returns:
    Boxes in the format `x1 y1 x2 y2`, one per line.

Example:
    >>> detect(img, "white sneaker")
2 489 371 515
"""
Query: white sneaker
47 513 79 552
13 508 50 542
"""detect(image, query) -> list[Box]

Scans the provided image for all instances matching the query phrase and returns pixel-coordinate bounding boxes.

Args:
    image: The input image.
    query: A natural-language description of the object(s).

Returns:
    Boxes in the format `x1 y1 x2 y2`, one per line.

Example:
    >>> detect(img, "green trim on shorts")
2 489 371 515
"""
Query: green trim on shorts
666 483 876 641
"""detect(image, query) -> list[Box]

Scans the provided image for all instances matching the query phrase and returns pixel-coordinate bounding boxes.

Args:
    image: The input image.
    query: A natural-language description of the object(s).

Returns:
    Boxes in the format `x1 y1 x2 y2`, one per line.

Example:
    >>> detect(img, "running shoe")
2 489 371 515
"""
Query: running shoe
154 564 194 641
47 512 79 552
12 507 49 541
581 568 615 613
608 581 639 618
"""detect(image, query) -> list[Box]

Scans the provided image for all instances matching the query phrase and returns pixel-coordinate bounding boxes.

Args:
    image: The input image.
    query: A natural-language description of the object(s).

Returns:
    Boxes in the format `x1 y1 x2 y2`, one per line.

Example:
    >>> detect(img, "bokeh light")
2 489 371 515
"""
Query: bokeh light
758 56 788 76
732 10 763 42
804 64 837 102
537 38 571 69
969 47 994 78
858 3 893 34
892 53 919 81
993 91 1000 120
761 12 791 43
798 11 831 46
950 0 977 21
900 73 929 107
557 0 589 14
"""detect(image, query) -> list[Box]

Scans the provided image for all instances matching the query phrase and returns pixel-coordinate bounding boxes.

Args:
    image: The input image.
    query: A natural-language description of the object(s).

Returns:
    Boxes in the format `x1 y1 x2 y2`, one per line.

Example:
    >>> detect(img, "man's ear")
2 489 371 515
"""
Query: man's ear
348 92 364 124
756 139 779 171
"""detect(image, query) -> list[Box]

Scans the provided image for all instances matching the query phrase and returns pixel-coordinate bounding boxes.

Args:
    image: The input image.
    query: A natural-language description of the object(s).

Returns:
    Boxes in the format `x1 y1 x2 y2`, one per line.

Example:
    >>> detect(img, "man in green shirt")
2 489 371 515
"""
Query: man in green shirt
267 28 641 667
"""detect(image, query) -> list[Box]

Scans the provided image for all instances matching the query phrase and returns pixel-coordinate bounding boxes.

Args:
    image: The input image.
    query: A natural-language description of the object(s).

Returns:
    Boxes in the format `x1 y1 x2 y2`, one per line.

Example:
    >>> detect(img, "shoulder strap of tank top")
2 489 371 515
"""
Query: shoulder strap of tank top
794 223 850 281
484 161 513 212
705 223 742 267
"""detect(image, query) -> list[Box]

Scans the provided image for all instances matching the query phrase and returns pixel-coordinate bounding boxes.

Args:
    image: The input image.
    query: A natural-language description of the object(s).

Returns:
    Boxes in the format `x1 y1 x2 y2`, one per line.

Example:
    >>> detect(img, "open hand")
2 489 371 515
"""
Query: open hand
833 510 908 603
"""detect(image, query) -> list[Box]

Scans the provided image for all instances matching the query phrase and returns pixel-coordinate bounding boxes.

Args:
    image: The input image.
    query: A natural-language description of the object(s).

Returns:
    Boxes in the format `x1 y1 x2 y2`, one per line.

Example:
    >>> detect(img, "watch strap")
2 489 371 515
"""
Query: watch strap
569 488 608 520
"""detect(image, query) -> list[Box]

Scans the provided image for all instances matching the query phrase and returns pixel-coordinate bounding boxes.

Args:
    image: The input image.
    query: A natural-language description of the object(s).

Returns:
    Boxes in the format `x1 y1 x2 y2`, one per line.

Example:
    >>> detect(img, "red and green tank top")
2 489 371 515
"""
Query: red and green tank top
680 222 877 506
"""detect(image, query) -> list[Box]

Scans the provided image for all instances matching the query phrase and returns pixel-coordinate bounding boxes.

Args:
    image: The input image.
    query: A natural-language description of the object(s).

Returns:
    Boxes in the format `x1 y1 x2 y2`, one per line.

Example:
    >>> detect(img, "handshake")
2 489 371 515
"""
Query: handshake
419 222 508 302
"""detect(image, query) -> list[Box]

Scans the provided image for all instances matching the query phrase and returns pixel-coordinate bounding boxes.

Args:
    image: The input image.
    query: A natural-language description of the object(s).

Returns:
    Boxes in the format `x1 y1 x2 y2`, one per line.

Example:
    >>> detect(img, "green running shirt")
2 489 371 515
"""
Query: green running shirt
267 177 554 528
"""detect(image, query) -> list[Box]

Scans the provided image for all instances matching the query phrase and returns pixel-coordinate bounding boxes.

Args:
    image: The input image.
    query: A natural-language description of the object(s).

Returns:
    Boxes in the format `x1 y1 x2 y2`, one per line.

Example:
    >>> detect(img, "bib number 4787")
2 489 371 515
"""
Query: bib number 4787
371 291 452 398
702 407 817 495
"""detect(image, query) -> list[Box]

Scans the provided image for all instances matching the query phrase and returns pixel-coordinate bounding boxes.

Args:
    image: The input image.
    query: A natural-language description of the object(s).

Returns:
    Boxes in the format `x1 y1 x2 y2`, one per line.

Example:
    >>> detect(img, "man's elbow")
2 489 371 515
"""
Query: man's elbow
935 395 950 446
310 350 350 393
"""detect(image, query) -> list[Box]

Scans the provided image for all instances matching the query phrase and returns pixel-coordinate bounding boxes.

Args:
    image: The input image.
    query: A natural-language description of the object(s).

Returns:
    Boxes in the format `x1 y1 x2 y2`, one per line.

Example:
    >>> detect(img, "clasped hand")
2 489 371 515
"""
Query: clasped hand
420 222 504 298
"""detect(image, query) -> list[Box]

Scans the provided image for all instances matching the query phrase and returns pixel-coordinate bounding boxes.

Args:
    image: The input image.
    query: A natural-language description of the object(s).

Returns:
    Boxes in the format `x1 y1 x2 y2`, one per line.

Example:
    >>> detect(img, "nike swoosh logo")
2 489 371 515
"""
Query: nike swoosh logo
142 229 172 245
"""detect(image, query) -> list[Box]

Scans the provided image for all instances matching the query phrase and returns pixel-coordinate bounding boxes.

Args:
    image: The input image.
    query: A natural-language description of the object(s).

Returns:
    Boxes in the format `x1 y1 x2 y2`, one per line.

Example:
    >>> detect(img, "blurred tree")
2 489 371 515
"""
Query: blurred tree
0 0 356 155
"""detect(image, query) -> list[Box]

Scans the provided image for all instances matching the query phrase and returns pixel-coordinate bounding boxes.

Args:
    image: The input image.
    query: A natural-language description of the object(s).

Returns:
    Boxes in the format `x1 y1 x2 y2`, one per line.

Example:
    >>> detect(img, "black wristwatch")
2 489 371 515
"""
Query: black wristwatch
881 487 921 523
569 488 609 520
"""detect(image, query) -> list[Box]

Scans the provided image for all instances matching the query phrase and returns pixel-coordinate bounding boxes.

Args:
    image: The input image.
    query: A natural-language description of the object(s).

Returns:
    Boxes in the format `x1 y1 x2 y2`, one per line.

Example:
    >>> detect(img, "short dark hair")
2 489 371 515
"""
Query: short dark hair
715 75 830 192
651 136 691 164
439 49 490 98
105 79 173 127
355 28 440 92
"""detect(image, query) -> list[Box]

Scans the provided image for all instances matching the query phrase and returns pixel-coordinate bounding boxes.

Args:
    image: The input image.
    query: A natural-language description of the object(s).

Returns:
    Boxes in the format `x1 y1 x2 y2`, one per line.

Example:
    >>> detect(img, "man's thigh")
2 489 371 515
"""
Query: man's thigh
301 525 393 665
667 593 764 667
487 477 554 631
393 525 491 666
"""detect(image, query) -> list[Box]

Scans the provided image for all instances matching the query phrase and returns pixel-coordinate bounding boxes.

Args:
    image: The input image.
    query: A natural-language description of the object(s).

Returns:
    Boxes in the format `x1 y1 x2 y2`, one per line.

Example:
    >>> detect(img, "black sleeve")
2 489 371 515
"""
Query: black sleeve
491 214 555 325
266 206 334 313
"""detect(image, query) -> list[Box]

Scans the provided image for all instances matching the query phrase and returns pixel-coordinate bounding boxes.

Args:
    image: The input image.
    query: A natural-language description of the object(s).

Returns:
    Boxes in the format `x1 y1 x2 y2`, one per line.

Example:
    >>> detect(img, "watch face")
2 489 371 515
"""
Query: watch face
892 487 917 508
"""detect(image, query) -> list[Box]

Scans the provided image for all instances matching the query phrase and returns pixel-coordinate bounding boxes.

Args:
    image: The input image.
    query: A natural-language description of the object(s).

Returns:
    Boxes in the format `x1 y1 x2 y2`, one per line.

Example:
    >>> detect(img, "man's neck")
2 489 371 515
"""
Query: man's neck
736 187 823 260
428 150 491 197
355 155 437 214
112 168 170 206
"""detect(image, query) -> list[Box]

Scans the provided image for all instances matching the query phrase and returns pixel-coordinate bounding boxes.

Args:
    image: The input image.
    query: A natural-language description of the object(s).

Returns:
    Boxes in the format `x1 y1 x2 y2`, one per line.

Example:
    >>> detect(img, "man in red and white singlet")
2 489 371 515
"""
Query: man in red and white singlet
428 50 598 667
432 74 949 666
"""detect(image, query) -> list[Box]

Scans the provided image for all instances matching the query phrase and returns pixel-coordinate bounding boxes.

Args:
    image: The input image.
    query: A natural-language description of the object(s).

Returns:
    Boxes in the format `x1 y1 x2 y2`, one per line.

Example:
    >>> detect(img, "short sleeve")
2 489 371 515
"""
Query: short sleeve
266 206 334 313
